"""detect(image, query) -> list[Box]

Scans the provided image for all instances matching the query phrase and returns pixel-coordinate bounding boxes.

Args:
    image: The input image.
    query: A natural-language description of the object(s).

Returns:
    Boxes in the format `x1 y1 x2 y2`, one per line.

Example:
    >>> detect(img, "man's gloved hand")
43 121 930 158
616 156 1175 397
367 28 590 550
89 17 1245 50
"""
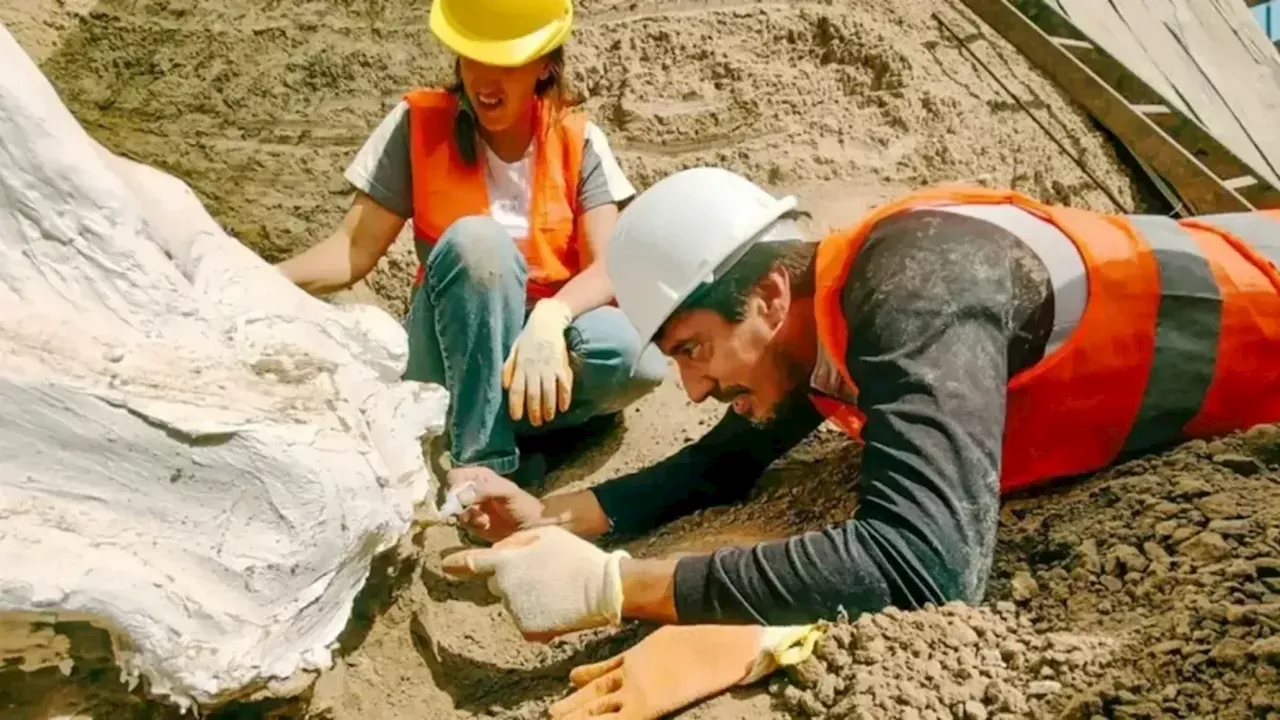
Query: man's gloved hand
503 298 574 427
548 624 823 720
441 526 627 640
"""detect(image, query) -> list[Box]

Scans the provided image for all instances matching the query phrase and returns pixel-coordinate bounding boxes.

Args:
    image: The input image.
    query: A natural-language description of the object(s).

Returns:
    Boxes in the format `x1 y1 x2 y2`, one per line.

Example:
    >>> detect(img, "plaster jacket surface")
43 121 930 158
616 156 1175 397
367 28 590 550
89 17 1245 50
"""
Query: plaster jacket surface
0 25 448 708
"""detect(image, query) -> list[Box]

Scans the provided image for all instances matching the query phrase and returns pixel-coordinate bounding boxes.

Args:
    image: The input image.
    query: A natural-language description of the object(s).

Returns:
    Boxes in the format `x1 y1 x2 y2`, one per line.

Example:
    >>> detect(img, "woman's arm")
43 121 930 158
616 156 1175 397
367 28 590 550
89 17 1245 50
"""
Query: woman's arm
550 123 637 317
277 191 406 296
550 202 620 317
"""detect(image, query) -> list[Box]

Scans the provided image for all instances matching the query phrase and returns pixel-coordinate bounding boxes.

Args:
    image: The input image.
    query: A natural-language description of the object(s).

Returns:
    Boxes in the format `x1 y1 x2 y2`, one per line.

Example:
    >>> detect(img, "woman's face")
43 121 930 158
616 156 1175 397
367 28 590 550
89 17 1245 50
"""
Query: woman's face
458 56 549 135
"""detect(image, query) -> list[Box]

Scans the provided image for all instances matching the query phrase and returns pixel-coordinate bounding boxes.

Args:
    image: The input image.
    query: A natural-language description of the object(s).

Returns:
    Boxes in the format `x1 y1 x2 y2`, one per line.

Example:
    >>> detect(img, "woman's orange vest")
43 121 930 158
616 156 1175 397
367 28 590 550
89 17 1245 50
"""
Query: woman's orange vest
812 185 1280 494
403 89 589 300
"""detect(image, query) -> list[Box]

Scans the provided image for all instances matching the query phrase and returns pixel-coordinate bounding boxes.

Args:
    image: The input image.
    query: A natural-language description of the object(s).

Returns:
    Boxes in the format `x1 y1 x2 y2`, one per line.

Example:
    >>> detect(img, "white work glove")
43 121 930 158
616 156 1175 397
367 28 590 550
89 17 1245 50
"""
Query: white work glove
548 623 824 720
503 298 574 427
441 525 627 639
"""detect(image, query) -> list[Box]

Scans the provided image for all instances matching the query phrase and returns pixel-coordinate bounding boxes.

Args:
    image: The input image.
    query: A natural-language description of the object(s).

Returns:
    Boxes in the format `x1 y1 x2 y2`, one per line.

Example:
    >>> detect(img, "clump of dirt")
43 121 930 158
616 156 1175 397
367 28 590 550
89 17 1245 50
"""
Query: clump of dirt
772 603 1111 720
984 432 1280 719
616 425 1280 720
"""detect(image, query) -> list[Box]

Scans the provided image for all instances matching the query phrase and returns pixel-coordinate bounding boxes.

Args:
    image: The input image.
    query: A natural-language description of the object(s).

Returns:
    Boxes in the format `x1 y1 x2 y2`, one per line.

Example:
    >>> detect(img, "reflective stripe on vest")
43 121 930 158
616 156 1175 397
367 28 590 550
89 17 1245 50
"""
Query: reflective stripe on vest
403 89 588 300
1177 210 1280 440
812 187 1280 495
1118 216 1220 455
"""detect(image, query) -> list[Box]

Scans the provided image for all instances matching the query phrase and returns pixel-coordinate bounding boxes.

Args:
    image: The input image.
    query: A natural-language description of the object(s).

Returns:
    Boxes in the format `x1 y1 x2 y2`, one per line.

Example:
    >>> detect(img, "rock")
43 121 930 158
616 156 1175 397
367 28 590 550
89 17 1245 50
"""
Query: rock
1227 603 1280 623
984 680 1027 713
1149 640 1186 656
1256 558 1280 578
1113 701 1165 718
1026 680 1062 697
1208 519 1253 536
1226 560 1257 580
1074 539 1101 574
960 700 988 720
1011 572 1040 602
1197 493 1244 520
1240 424 1280 465
1247 636 1280 663
947 624 980 648
1142 541 1172 568
1209 638 1251 664
1178 531 1231 563
1171 476 1213 498
1105 544 1150 575
1213 453 1262 476
1153 520 1181 538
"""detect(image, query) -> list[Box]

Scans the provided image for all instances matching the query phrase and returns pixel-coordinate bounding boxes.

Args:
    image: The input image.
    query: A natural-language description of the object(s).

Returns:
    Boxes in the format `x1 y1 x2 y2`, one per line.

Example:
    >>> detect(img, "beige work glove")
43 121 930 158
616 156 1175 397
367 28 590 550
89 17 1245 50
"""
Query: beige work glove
503 298 574 427
548 623 823 720
441 525 627 640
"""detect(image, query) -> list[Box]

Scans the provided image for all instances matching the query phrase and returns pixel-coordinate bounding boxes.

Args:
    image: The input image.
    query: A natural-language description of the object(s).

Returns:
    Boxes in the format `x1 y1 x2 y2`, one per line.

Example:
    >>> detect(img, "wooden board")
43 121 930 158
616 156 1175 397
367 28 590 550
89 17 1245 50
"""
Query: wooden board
962 0 1256 212
1052 0 1280 190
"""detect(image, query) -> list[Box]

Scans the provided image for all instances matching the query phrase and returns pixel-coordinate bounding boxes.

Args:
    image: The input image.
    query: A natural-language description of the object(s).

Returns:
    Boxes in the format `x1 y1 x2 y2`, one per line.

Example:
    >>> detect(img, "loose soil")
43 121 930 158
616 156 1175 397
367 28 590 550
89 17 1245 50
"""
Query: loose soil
6 2 1276 720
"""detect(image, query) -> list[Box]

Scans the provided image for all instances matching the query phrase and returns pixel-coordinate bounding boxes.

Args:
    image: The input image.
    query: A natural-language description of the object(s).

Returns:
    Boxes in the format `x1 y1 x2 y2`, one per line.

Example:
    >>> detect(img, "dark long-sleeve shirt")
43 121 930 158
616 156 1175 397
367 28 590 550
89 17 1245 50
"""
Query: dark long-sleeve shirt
591 209 1055 625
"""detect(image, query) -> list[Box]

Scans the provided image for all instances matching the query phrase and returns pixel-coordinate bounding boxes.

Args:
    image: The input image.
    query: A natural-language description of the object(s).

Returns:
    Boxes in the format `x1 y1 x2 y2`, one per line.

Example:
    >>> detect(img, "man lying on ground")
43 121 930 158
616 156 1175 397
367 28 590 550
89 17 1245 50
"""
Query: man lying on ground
442 168 1280 719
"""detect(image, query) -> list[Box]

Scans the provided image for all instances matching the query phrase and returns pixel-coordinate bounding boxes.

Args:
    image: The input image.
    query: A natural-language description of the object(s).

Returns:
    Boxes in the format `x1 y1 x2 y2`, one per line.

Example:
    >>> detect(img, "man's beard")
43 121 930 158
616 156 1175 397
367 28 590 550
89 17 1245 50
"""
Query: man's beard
725 346 812 429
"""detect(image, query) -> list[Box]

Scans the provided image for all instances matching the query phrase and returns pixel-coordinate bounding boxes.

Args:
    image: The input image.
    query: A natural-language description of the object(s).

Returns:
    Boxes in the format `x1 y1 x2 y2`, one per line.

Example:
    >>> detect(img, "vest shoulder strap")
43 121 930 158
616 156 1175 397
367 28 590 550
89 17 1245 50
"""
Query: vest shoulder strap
403 88 455 111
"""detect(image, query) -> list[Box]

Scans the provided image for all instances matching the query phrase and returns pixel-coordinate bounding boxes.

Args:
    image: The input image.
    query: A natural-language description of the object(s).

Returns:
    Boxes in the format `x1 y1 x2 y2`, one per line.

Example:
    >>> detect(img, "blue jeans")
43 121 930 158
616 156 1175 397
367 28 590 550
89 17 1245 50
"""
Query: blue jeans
404 216 668 476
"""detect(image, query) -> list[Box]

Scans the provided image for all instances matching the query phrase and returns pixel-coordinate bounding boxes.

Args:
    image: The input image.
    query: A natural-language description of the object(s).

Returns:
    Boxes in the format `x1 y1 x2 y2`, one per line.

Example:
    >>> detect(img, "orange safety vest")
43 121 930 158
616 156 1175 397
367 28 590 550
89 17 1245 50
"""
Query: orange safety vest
811 185 1280 494
403 88 589 301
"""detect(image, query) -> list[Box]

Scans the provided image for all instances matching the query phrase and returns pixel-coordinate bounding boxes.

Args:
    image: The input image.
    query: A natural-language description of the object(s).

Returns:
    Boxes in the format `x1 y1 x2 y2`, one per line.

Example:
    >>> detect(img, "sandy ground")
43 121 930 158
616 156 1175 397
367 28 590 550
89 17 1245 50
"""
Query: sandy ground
7 1 1277 719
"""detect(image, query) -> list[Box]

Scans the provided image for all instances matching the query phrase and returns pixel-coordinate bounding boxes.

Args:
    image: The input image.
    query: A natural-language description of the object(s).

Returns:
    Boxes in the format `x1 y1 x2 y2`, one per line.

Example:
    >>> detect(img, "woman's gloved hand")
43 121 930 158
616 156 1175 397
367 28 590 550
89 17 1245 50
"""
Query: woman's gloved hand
548 624 823 720
503 298 574 426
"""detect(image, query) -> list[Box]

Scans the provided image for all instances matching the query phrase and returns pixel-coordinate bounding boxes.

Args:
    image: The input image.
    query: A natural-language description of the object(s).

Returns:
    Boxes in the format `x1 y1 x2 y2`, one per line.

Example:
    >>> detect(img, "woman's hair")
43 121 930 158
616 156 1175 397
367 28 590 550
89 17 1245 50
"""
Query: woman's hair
447 47 578 166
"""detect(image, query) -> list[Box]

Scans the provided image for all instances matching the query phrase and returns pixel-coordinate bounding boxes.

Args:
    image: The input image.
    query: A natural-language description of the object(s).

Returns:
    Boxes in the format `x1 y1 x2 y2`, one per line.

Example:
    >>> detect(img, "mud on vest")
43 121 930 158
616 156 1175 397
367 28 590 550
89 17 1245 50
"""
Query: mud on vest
403 88 588 301
810 186 1280 494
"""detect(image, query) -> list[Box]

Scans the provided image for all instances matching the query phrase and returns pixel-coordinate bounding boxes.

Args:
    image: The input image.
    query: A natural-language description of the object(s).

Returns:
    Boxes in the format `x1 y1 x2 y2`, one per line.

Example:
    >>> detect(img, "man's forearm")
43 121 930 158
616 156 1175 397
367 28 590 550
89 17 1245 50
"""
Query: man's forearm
541 490 612 539
592 400 824 538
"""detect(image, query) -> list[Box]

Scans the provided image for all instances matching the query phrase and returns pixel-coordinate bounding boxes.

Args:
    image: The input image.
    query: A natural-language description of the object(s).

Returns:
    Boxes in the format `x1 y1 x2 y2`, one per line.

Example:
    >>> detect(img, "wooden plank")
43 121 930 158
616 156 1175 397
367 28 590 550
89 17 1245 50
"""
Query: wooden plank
1054 0 1280 189
1140 110 1280 207
1117 0 1279 184
960 0 1252 213
1063 44 1165 105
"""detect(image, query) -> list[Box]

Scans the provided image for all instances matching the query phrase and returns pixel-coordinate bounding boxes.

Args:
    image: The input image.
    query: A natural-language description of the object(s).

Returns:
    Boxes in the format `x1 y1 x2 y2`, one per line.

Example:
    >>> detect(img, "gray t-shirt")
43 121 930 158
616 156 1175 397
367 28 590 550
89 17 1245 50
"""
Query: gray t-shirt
344 100 636 240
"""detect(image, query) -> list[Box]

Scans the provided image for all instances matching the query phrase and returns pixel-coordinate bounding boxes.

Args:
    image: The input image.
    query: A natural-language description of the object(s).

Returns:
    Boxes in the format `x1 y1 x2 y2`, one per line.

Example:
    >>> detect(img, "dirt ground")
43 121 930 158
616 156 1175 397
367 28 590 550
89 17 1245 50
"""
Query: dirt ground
7 1 1278 719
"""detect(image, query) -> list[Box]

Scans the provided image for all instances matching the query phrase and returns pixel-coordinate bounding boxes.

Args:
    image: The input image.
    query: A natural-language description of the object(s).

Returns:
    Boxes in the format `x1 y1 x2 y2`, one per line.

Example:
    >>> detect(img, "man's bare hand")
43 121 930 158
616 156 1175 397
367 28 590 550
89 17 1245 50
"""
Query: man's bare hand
446 467 550 544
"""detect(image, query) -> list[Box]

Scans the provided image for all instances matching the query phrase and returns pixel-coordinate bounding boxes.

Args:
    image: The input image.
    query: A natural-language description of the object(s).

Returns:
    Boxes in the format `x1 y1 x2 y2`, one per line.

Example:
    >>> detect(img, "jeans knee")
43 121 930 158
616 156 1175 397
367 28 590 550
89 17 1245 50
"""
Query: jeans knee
631 343 669 387
427 216 524 290
569 307 669 386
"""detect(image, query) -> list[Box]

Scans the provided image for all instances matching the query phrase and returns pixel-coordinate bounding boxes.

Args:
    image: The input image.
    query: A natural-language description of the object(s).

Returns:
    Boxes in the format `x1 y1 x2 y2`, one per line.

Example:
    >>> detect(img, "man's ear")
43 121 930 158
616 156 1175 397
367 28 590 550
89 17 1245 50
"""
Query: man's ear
754 267 791 331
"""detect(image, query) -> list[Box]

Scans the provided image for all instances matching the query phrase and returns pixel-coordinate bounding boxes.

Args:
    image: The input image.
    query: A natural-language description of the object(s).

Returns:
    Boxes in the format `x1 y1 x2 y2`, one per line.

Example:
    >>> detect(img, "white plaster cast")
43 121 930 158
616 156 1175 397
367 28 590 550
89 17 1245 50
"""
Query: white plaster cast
0 24 448 710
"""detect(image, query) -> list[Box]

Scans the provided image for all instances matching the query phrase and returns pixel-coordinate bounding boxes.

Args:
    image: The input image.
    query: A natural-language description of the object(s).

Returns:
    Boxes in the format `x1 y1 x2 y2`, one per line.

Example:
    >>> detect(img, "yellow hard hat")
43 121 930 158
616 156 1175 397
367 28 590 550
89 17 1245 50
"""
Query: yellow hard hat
430 0 574 68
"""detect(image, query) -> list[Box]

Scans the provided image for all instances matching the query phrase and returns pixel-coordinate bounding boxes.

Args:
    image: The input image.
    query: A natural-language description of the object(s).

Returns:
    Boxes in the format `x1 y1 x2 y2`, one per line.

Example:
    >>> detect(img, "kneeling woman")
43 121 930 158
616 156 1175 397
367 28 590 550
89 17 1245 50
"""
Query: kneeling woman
278 0 666 485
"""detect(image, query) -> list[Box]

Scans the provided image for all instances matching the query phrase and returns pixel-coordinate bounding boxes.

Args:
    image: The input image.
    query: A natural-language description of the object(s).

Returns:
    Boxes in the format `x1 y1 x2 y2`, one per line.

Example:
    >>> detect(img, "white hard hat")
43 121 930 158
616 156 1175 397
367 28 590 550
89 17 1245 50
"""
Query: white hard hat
607 167 801 361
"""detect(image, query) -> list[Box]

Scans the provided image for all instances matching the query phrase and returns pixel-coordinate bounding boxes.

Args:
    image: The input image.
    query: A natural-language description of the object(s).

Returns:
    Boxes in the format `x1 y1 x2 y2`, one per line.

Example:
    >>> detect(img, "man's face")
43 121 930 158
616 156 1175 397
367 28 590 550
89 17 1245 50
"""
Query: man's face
655 272 804 426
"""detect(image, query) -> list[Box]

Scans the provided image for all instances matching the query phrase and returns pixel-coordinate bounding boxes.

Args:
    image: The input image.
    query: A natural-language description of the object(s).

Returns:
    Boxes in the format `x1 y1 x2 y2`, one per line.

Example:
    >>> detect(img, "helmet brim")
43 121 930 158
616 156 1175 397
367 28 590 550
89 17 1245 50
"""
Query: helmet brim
430 1 572 68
